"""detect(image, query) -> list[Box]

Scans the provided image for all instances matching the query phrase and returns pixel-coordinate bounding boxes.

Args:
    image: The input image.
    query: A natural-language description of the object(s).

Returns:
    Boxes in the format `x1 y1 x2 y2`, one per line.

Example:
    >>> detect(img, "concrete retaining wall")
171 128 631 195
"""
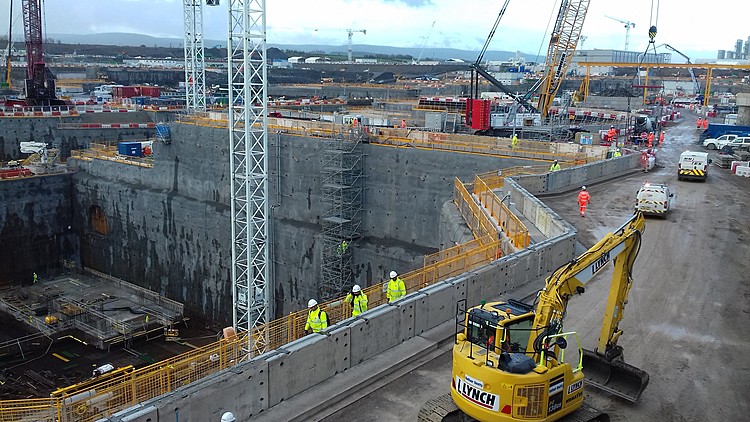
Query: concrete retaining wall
104 141 647 421
104 160 586 422
0 173 78 283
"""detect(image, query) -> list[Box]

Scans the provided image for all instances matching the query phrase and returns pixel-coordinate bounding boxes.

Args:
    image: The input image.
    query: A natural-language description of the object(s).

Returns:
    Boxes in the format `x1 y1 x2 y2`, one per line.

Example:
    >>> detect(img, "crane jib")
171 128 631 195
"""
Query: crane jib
574 240 626 285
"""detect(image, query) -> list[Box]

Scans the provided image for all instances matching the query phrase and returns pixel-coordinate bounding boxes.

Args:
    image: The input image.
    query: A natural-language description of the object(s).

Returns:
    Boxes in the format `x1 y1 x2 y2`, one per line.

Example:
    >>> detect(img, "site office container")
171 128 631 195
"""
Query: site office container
118 142 143 157
139 86 161 97
112 86 138 99
112 86 161 99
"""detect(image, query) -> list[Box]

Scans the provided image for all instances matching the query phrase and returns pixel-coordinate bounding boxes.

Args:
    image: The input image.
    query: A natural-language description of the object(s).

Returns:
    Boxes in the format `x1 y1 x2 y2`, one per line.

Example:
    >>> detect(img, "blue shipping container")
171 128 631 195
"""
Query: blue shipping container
118 142 143 157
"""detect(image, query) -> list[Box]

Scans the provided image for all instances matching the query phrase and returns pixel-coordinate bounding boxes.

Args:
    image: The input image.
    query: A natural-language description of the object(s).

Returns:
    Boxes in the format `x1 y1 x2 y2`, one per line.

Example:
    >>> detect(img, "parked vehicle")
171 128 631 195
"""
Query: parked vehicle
700 123 750 141
717 136 750 151
703 134 737 150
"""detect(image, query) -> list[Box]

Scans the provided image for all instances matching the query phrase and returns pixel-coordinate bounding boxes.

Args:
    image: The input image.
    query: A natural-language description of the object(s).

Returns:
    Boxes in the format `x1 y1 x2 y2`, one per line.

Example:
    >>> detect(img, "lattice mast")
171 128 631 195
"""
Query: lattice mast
537 0 590 119
228 0 270 355
183 0 210 112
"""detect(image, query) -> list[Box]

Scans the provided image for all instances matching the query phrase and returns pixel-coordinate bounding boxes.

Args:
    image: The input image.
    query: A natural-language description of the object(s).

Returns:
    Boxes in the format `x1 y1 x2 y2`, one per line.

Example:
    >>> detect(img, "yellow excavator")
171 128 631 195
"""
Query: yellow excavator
420 213 648 422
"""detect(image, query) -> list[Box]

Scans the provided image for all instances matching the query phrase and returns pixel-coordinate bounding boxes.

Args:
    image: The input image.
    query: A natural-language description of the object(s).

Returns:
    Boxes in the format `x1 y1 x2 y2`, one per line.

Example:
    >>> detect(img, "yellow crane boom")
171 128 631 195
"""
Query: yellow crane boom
537 0 590 118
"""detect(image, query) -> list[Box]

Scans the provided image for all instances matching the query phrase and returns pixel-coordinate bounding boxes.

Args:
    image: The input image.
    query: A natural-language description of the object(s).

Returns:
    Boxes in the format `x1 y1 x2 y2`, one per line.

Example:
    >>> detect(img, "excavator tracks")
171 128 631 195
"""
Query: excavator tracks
418 394 609 422
418 394 463 422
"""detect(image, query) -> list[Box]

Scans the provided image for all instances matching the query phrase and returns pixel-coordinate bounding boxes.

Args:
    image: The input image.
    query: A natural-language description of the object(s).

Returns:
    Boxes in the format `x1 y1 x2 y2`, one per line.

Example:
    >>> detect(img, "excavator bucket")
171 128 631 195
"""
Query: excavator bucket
581 349 650 402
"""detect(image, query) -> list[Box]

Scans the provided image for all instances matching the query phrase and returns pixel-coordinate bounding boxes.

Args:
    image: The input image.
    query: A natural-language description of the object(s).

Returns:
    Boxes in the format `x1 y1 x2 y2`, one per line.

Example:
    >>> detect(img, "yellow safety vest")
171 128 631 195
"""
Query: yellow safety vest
549 163 561 172
346 292 368 316
305 307 328 333
386 278 406 303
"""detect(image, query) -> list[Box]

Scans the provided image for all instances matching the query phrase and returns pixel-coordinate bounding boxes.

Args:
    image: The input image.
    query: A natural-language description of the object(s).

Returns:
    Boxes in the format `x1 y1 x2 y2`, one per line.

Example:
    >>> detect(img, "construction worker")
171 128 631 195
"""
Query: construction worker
385 271 406 303
647 132 654 148
703 118 709 130
33 272 38 284
696 117 702 129
549 160 561 172
401 119 407 129
607 126 617 142
511 134 519 150
577 186 591 217
613 148 622 158
305 299 328 333
659 131 665 147
345 284 368 317
336 240 349 256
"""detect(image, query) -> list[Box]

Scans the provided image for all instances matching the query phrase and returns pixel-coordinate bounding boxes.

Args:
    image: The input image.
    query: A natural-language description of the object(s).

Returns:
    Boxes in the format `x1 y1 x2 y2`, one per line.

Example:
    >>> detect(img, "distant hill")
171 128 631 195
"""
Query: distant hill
47 32 540 62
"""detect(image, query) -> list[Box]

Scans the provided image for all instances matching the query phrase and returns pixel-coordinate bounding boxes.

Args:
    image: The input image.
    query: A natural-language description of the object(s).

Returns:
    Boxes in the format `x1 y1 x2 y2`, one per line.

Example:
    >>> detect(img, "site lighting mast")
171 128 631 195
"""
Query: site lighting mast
346 29 366 63
605 15 635 51
228 0 270 355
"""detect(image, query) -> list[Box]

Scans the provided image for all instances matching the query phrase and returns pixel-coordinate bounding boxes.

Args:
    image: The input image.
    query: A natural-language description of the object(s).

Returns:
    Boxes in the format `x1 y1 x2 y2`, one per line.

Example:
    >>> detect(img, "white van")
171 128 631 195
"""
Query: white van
678 151 711 181
635 183 673 217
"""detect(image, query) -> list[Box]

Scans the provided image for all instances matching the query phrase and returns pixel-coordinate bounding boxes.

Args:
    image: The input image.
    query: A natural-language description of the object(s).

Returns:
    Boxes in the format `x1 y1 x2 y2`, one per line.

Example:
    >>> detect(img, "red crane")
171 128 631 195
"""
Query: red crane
6 0 67 107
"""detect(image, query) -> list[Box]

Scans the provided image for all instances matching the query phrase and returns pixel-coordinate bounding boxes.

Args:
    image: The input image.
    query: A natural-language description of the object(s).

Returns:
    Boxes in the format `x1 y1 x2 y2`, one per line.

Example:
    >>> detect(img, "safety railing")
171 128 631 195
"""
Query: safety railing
255 232 500 352
452 178 499 241
0 336 244 422
474 176 530 249
70 144 154 168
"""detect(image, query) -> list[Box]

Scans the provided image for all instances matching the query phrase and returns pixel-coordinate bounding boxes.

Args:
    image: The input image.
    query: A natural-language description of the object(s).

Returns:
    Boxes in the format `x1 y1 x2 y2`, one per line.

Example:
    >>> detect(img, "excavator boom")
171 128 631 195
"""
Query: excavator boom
533 212 649 402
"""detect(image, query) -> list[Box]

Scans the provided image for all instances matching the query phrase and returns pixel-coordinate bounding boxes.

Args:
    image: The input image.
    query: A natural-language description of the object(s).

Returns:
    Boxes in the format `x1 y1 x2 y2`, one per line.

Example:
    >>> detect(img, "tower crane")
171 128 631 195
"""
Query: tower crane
346 28 366 63
660 43 704 103
3 0 13 89
605 15 635 51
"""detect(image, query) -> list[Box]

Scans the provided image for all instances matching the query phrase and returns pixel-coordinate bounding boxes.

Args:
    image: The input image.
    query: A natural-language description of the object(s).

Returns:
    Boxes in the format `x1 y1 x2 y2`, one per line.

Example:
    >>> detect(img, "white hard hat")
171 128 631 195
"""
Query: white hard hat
352 284 361 293
221 412 236 422
390 271 398 279
581 186 587 190
308 299 318 308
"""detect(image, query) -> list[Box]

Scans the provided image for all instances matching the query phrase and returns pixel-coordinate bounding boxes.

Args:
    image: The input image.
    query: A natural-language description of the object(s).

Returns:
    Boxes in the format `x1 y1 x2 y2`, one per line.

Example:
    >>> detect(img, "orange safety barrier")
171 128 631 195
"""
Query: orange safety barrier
473 176 530 249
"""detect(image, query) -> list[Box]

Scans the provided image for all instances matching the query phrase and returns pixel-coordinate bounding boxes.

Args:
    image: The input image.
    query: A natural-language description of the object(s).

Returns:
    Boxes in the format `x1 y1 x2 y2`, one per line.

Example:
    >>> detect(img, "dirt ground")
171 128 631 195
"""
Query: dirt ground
324 110 750 422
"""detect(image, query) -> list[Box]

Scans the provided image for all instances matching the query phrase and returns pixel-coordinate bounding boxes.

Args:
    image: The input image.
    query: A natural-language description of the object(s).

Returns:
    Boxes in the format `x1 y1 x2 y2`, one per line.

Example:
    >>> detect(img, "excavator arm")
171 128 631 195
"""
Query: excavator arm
531 212 648 401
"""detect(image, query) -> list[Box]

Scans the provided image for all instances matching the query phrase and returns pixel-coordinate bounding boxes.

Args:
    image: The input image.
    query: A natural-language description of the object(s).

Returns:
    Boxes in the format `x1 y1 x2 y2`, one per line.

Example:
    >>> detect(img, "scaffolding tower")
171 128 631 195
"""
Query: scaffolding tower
320 128 365 300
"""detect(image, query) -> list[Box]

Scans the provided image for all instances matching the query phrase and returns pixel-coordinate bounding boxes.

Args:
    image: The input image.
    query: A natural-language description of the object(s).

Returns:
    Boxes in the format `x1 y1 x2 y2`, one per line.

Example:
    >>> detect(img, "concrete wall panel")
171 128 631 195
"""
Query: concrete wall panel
396 294 422 342
467 264 504 305
117 358 270 422
415 282 460 335
266 334 339 405
349 305 401 365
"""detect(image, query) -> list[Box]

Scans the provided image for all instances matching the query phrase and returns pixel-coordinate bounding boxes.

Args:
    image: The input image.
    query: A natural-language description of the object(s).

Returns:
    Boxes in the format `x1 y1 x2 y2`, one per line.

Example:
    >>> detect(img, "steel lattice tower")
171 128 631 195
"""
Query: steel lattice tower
183 0 207 112
228 0 270 355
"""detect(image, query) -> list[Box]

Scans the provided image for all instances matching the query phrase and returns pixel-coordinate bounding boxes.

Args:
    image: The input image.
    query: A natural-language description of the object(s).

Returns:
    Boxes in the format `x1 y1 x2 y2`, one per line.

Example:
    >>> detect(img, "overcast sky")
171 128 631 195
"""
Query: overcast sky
2 0 746 61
